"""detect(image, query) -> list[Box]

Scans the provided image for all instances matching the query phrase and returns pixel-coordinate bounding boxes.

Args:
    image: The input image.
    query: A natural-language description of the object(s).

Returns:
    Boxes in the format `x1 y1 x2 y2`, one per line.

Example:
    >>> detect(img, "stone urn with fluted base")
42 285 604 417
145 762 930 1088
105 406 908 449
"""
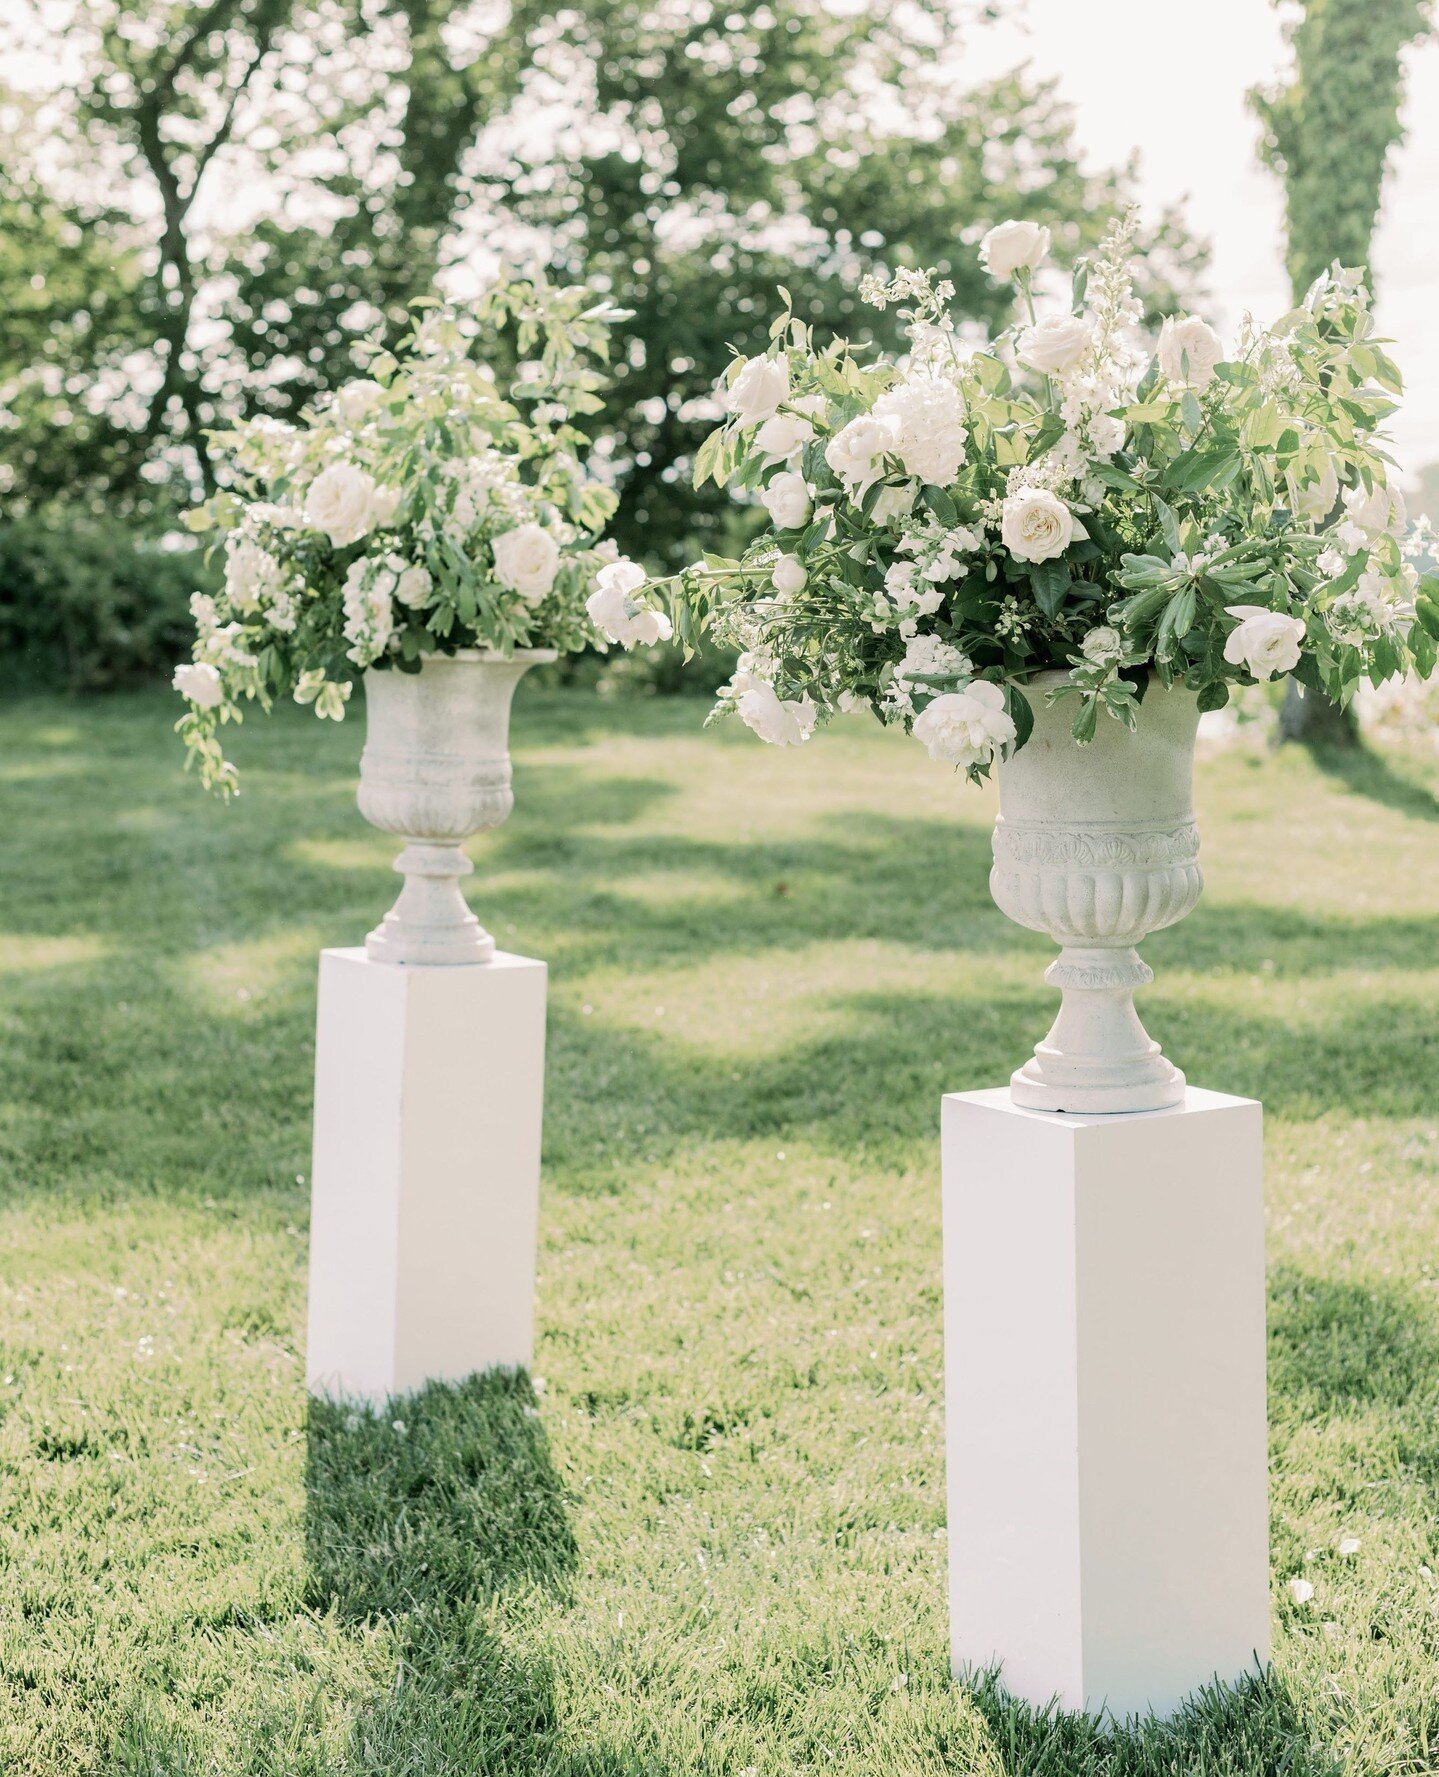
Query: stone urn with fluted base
357 648 555 965
989 671 1203 1113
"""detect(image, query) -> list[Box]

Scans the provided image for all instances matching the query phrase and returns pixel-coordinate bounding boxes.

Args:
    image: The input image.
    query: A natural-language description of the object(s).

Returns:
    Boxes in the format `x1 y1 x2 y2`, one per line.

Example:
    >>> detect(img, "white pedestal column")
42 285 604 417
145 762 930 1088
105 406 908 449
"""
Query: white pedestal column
307 946 547 1405
942 1087 1269 1722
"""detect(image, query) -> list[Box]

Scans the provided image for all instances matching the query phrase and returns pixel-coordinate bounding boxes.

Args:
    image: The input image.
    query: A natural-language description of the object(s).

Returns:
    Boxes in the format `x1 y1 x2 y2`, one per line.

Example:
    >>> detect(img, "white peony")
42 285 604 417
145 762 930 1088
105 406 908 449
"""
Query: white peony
912 680 1017 768
334 378 386 424
1287 455 1340 524
771 554 807 595
871 376 968 485
761 470 813 531
1343 478 1405 536
1222 604 1307 679
871 483 918 525
726 355 790 426
587 559 674 648
736 680 817 746
394 564 434 609
979 219 1051 280
173 661 224 709
754 412 814 465
1157 315 1224 389
824 413 898 498
1001 488 1082 563
306 462 382 546
1018 314 1092 376
492 523 561 603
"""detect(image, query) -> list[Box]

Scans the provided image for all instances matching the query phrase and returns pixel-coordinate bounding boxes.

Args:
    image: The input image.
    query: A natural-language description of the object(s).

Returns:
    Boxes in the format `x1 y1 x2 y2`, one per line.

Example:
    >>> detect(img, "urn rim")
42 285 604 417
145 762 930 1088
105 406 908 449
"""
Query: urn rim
416 647 560 665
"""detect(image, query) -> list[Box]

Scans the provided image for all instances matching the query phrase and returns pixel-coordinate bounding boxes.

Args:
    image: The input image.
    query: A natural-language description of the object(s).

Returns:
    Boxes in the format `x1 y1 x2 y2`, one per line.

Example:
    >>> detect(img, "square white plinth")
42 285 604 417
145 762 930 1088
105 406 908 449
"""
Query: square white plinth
942 1087 1269 1722
307 947 547 1404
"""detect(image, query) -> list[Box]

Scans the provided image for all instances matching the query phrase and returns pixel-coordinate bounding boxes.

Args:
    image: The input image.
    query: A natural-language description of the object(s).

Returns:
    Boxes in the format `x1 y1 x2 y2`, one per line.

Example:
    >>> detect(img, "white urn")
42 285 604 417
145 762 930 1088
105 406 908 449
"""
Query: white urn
357 649 555 965
989 672 1202 1113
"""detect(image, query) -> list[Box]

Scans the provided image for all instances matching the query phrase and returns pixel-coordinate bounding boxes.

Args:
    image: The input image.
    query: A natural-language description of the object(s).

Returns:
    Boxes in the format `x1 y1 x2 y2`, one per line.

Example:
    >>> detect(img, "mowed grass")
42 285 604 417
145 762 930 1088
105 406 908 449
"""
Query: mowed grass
0 686 1437 1777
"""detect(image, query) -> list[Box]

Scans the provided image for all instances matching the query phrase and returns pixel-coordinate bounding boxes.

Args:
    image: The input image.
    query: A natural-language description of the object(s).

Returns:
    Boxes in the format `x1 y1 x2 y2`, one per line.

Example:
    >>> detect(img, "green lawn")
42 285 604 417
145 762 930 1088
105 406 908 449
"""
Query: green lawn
0 687 1437 1776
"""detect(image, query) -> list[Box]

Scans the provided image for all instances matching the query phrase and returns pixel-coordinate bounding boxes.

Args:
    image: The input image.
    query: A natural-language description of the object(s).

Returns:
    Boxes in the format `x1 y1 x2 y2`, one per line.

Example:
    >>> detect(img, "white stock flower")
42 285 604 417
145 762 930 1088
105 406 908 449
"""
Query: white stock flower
394 564 433 609
1018 314 1092 376
342 557 395 664
872 375 968 485
1001 488 1081 563
979 220 1051 280
586 559 673 648
912 681 1016 768
754 412 814 465
266 590 298 633
1343 478 1405 536
736 680 817 746
334 378 386 424
1287 456 1340 524
492 523 561 603
883 561 942 618
305 462 383 546
771 554 807 595
887 634 972 715
173 661 224 709
825 413 898 498
224 536 282 614
761 470 813 530
1157 316 1224 389
1222 605 1306 679
726 355 790 426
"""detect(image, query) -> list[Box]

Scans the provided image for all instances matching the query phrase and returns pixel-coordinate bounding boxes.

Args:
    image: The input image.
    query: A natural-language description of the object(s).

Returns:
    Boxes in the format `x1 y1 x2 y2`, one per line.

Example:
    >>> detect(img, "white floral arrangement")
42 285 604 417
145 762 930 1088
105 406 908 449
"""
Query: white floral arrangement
638 213 1438 774
174 276 669 791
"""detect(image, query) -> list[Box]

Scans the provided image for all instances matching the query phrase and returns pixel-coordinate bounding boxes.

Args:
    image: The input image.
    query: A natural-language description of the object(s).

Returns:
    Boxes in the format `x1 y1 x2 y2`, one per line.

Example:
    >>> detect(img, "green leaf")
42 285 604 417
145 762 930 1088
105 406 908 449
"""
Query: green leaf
921 484 958 525
1028 558 1070 618
1004 684 1034 750
1196 680 1229 713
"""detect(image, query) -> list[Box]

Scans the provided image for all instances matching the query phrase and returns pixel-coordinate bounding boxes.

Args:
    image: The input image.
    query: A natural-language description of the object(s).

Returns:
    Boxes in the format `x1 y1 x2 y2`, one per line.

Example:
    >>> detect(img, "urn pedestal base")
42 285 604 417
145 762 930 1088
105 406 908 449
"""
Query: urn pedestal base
942 1087 1269 1721
307 946 547 1405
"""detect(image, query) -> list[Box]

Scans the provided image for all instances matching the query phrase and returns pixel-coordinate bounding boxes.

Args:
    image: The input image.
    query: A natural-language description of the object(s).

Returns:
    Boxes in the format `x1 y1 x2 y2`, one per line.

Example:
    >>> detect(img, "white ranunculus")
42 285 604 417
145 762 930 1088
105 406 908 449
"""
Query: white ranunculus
1343 477 1405 536
492 523 561 603
586 559 673 648
173 661 224 709
754 412 814 465
1000 488 1082 564
824 413 898 498
394 564 433 609
1017 314 1092 376
334 378 386 424
305 462 381 546
1080 625 1124 664
1157 315 1224 389
1222 604 1307 680
771 554 807 595
726 355 790 426
1287 455 1340 524
871 376 968 485
979 219 1051 280
736 681 817 747
912 680 1017 768
871 483 918 524
760 470 813 531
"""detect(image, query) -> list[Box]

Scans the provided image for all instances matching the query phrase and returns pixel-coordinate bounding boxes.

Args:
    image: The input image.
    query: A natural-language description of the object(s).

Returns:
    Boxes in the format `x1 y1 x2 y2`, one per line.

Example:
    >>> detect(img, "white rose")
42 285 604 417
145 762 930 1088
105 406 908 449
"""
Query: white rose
871 483 918 525
871 376 968 485
173 661 224 710
305 462 381 547
1080 625 1124 664
492 523 561 603
1157 315 1224 390
736 681 817 747
334 378 386 424
1222 604 1307 680
771 554 807 595
726 355 790 426
912 680 1017 768
824 413 898 498
395 564 433 609
1001 488 1082 564
1018 314 1092 376
1343 478 1405 536
979 219 1051 280
586 559 673 648
761 470 813 531
754 412 814 464
1287 456 1340 525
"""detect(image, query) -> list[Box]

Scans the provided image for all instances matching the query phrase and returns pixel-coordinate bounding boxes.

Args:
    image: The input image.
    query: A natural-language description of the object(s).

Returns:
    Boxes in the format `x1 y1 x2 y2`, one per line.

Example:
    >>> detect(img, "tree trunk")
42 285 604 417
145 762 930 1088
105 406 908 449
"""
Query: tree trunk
1276 679 1360 747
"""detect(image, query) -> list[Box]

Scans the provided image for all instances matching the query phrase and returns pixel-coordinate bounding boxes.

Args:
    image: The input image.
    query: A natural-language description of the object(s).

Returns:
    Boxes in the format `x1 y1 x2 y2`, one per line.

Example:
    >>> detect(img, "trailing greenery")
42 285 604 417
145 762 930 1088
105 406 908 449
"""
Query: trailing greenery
1 687 1438 1773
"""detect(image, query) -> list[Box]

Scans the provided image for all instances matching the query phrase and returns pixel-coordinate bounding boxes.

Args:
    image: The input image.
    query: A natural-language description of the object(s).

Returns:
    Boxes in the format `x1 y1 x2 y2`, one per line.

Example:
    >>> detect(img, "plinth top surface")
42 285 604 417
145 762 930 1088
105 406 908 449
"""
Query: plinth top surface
945 1085 1259 1126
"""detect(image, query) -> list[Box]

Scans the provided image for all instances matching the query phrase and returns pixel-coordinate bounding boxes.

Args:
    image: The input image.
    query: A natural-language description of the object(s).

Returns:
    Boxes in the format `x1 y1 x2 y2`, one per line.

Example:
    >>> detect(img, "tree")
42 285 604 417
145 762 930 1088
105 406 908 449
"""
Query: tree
1251 0 1433 745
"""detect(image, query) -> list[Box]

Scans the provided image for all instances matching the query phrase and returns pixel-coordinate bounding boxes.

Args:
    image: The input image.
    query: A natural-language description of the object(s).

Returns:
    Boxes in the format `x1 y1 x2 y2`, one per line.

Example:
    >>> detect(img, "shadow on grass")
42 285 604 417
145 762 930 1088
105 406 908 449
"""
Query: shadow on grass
964 1663 1339 1777
1311 743 1439 825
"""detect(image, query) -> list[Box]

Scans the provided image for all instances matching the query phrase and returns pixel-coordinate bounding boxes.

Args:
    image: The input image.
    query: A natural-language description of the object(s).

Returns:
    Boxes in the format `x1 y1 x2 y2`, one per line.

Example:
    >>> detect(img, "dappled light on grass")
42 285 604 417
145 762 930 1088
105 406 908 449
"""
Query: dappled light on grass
0 688 1436 1773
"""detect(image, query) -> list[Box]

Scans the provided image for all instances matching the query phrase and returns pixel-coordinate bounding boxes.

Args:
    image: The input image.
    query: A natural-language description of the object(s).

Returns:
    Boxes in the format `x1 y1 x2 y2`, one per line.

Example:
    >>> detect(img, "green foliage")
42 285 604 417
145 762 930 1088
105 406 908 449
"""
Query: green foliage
0 514 215 692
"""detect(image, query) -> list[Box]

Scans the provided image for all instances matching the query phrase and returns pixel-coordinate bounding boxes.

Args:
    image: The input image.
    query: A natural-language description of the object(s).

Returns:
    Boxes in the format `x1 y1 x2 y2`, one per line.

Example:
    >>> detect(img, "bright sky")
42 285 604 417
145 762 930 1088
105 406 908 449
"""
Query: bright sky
967 0 1439 482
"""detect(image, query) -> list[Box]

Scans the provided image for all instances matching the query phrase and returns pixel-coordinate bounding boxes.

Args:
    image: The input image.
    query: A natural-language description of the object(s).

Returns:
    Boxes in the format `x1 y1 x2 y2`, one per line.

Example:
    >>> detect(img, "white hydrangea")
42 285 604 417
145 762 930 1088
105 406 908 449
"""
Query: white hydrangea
871 375 969 486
